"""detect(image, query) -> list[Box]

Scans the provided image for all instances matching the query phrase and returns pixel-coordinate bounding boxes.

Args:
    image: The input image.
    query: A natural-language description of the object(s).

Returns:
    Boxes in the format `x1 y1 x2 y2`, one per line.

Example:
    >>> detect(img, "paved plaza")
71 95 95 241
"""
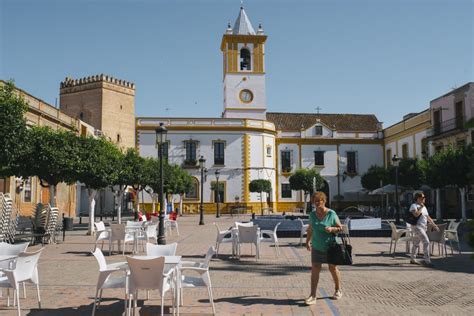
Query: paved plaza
1 214 473 316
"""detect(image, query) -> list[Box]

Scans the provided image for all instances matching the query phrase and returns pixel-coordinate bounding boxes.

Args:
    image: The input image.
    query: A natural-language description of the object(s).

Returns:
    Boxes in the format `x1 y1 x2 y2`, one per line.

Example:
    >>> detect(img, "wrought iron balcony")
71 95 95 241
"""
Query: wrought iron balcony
428 116 466 137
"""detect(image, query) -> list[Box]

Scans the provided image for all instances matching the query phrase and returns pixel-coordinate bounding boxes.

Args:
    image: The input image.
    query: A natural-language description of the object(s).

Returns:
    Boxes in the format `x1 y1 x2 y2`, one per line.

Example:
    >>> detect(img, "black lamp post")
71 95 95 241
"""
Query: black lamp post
392 154 401 225
215 169 220 218
156 123 168 244
199 156 206 225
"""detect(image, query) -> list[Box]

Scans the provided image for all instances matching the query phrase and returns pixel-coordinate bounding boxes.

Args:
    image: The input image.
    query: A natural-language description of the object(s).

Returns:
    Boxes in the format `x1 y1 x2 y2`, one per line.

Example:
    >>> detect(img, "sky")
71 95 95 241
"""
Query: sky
1 0 473 127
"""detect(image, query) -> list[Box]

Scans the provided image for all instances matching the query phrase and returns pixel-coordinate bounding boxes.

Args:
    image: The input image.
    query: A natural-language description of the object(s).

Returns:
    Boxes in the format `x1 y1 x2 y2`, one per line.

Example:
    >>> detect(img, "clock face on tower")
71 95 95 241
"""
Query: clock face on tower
239 89 254 103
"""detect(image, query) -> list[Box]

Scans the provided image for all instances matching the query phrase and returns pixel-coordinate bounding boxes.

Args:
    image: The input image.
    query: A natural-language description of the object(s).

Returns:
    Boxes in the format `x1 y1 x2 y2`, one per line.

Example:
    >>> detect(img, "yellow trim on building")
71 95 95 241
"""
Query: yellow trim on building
243 134 250 203
383 122 431 144
136 125 277 135
276 138 383 145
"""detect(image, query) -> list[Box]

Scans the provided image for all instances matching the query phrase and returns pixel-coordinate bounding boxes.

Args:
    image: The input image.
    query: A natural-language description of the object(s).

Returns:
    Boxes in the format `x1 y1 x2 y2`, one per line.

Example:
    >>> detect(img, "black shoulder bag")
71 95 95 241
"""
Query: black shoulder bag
405 211 421 225
327 233 353 266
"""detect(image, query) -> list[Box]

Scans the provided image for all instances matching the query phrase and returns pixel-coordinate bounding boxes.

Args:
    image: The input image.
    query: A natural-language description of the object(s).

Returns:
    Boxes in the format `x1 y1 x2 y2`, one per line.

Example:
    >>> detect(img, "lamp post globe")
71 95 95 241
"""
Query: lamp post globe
215 169 220 218
199 156 206 225
392 154 401 225
155 123 168 244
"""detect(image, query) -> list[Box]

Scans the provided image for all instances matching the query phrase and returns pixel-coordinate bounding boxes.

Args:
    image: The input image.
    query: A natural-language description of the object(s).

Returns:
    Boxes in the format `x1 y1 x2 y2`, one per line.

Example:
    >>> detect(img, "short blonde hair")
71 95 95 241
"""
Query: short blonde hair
311 191 327 204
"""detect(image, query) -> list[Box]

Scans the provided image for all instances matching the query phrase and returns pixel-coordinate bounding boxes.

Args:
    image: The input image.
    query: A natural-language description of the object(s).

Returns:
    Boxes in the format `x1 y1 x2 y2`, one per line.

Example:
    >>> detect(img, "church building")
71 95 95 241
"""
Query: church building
136 6 384 213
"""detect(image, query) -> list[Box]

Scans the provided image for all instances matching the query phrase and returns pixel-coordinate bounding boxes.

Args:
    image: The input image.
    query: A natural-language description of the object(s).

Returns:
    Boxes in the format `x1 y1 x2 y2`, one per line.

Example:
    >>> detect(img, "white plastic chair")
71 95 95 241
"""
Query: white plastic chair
0 242 29 299
260 222 281 255
388 222 411 255
445 220 462 254
234 222 253 228
165 217 180 236
138 224 158 245
0 248 43 316
150 216 159 224
94 221 110 251
213 223 233 257
91 248 127 316
237 225 260 260
297 219 309 246
146 242 178 256
109 224 135 255
179 246 216 314
427 223 447 257
126 256 175 316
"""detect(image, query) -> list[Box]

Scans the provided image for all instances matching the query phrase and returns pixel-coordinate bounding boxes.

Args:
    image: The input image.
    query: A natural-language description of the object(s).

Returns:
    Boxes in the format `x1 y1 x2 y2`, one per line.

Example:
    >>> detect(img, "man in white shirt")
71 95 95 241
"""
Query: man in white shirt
410 191 439 265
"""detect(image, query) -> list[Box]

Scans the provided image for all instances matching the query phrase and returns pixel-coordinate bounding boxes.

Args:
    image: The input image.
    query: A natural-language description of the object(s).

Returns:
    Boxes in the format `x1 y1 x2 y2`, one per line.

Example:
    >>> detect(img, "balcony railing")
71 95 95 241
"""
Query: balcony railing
429 116 465 137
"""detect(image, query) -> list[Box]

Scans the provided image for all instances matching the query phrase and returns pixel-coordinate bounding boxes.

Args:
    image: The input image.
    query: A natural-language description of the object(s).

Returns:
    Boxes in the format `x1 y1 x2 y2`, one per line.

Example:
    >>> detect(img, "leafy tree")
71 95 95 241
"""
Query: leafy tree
167 165 193 215
26 126 82 207
424 145 472 220
361 165 388 191
249 179 272 215
75 136 121 234
146 158 172 214
464 118 474 129
387 158 425 189
112 148 144 223
289 168 324 212
0 80 30 180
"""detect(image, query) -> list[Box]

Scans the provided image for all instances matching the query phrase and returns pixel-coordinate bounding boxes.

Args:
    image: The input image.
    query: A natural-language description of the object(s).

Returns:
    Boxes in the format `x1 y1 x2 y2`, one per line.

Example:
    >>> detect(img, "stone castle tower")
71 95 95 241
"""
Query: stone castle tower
59 74 136 149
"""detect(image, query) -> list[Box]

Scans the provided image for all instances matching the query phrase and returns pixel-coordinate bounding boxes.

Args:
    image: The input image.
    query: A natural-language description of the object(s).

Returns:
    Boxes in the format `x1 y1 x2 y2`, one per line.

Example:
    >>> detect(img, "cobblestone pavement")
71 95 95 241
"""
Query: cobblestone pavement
1 214 473 315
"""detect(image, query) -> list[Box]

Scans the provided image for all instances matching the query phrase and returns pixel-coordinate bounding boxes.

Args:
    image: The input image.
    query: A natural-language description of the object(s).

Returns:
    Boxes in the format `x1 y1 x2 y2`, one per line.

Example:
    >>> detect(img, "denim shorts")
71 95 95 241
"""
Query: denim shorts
311 248 328 264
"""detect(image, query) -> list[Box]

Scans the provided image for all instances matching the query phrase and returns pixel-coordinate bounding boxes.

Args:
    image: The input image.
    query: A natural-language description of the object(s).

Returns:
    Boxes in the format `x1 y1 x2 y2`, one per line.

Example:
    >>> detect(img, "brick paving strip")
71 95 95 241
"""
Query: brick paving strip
0 215 473 315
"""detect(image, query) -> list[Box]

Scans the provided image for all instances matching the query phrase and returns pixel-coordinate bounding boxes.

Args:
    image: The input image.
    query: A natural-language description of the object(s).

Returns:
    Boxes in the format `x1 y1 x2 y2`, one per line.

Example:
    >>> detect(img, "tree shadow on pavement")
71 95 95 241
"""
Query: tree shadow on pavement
213 295 306 307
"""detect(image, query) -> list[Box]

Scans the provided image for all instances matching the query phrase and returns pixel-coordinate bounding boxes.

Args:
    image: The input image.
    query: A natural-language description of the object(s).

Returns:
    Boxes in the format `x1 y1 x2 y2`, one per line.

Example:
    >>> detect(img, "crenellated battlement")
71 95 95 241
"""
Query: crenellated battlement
60 74 135 90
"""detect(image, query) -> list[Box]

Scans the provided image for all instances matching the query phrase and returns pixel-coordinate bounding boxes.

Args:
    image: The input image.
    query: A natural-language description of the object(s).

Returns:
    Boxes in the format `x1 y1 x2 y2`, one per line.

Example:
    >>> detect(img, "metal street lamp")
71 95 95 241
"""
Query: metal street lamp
199 156 206 225
155 122 168 244
392 154 401 225
215 169 220 218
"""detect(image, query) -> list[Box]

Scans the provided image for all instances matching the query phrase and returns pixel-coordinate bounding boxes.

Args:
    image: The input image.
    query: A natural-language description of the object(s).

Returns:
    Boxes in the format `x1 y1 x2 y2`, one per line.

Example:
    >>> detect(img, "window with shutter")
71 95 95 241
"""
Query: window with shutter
346 151 357 174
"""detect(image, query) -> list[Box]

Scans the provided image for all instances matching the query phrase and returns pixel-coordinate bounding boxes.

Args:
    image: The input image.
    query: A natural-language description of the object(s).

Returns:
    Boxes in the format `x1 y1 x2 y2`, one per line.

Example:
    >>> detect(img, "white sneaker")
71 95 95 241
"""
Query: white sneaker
410 259 421 265
333 289 343 300
304 295 317 305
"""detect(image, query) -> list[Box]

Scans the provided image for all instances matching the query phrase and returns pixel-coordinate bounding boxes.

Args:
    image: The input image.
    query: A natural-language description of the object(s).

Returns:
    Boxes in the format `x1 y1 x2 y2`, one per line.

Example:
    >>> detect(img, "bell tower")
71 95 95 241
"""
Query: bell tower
221 6 267 120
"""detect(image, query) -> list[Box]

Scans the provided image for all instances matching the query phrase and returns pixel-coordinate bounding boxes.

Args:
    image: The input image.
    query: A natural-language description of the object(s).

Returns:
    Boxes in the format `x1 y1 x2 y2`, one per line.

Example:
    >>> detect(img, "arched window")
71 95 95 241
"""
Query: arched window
240 48 251 71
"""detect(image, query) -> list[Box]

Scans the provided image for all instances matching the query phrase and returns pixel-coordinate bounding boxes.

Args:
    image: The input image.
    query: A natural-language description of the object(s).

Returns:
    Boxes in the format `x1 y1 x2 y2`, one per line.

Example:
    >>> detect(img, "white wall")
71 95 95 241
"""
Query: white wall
223 73 266 120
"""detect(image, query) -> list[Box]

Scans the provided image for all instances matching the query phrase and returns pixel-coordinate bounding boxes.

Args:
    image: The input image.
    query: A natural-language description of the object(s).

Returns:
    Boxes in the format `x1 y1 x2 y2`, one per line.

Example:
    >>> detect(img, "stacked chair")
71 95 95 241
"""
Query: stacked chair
0 193 20 244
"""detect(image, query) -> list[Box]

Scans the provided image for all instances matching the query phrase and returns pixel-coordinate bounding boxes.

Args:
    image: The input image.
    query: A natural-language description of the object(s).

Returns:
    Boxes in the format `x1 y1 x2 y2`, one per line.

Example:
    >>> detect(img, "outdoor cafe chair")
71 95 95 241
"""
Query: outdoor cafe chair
179 246 216 314
297 219 309 246
138 223 158 245
213 223 233 258
94 221 109 251
427 223 448 257
165 215 180 236
91 248 127 316
108 224 136 255
445 220 462 254
0 248 43 316
234 221 253 228
126 256 175 316
260 222 281 255
388 222 411 255
237 225 260 260
0 242 29 299
146 242 178 257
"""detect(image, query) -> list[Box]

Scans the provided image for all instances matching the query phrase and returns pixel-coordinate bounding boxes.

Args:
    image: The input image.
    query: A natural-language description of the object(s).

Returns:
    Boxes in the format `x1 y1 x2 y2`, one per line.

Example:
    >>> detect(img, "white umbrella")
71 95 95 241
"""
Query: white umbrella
369 184 407 195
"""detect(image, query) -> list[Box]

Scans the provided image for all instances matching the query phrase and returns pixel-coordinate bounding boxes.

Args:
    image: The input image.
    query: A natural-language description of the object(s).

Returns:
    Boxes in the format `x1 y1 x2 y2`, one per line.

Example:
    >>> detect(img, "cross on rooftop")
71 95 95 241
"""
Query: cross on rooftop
315 106 322 114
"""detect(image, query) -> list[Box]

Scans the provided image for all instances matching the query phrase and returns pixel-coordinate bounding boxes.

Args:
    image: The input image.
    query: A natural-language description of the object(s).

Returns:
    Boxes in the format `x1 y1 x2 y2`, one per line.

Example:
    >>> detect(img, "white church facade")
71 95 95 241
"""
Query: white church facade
136 6 385 214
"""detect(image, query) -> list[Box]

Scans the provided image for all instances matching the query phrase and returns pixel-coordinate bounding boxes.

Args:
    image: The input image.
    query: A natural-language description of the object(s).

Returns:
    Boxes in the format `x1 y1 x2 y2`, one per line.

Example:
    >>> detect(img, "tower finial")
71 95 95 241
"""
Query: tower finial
241 0 244 9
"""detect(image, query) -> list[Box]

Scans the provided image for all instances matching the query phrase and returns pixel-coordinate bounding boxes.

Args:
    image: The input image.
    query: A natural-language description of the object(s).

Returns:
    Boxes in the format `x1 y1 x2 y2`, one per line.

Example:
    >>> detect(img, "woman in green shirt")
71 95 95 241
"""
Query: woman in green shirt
305 191 343 305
